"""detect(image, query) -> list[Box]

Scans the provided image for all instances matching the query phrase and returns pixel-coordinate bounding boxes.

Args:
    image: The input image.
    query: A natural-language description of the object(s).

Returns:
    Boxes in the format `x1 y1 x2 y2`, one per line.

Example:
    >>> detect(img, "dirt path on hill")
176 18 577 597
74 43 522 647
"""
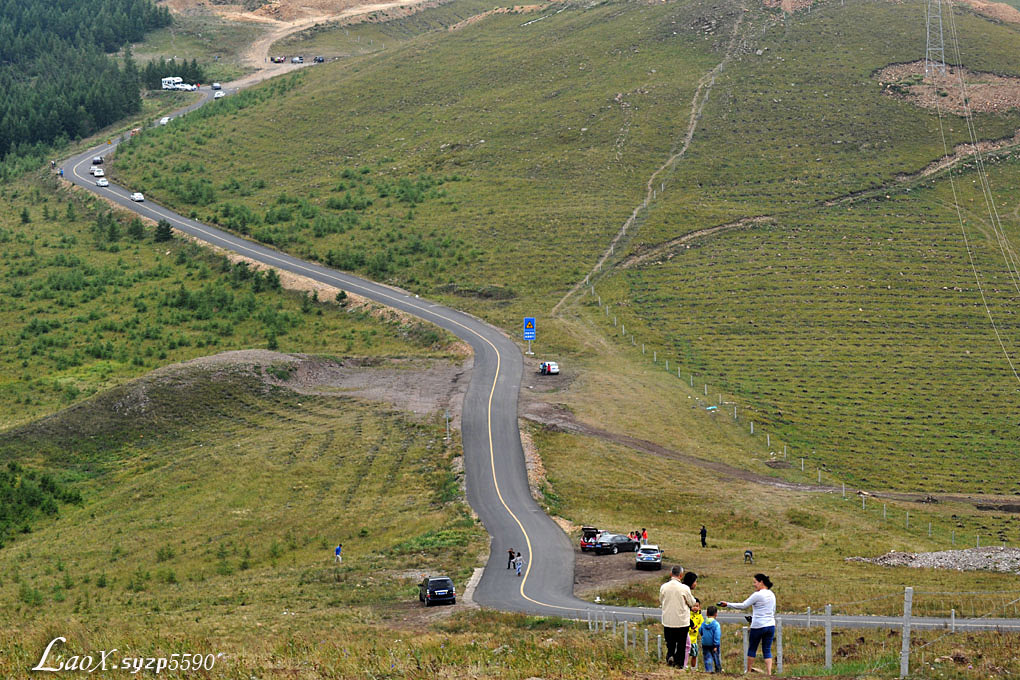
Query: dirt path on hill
550 2 747 316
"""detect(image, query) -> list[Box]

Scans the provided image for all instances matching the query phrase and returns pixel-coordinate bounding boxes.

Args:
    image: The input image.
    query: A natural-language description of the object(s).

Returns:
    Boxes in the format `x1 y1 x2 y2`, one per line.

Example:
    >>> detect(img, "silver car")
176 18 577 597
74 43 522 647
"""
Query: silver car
635 544 663 570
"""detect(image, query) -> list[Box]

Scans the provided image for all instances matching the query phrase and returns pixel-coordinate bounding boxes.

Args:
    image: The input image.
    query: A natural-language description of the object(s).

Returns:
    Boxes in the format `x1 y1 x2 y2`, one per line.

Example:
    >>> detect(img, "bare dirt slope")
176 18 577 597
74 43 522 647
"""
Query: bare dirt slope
878 61 1020 115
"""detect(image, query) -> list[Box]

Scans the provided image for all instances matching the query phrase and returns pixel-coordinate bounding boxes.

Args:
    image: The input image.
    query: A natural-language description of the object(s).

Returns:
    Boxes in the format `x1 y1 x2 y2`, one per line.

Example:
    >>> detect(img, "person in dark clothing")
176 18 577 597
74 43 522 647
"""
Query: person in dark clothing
700 525 707 548
508 548 516 569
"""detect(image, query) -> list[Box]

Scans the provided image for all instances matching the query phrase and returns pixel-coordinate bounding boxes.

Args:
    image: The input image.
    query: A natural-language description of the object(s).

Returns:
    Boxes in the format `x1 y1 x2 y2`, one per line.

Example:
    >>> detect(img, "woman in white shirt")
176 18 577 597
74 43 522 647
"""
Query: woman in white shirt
720 573 776 676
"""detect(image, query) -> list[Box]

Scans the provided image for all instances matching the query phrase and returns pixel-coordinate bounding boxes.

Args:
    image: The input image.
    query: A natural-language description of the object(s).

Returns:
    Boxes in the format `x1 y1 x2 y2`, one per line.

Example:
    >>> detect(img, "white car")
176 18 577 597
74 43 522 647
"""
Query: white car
635 544 663 570
214 91 225 99
92 167 105 177
211 82 222 90
539 361 559 375
130 192 144 202
95 178 109 187
159 117 170 126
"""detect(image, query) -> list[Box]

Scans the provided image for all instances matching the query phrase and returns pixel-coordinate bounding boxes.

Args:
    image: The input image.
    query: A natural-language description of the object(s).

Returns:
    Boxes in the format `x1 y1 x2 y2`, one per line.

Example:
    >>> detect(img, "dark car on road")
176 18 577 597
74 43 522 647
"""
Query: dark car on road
592 533 640 555
418 576 456 606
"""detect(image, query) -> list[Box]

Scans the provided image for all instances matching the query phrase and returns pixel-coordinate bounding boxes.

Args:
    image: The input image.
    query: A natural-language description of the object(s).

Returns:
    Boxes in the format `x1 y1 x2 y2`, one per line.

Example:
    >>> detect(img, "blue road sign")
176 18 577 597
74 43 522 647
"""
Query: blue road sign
523 317 536 341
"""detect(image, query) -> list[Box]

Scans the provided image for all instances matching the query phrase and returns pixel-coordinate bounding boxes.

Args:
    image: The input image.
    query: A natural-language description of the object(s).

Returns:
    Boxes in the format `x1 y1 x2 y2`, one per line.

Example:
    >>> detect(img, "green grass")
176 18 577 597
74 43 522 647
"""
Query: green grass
274 0 498 57
129 9 265 82
113 0 727 327
0 174 455 430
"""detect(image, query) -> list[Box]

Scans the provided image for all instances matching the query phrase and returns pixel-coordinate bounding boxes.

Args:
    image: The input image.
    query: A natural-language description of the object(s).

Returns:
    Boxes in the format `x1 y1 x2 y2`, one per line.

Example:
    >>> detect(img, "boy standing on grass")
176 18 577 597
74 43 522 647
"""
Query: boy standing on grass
334 543 342 563
687 599 704 669
699 605 722 673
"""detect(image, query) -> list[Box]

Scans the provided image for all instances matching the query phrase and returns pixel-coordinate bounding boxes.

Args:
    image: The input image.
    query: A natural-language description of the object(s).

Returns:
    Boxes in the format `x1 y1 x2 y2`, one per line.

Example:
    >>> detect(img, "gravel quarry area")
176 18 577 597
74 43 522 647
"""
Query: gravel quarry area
847 547 1020 574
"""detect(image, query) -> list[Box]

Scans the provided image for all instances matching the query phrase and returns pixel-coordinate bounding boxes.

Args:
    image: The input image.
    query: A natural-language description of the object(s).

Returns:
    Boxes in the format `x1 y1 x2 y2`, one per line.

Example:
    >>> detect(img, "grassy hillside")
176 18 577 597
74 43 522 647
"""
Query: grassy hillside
0 175 454 430
110 0 1020 493
112 0 728 317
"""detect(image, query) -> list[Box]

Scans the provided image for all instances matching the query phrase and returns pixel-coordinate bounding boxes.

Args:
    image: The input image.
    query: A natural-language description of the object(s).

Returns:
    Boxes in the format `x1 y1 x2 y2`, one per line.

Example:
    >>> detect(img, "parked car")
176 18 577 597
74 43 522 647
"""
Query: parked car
91 156 103 165
539 361 559 375
418 576 455 606
592 533 639 555
211 82 221 90
159 117 170 126
635 544 663 570
313 56 325 63
291 55 304 64
95 178 109 187
579 526 600 552
271 56 286 63
214 91 225 99
130 192 144 202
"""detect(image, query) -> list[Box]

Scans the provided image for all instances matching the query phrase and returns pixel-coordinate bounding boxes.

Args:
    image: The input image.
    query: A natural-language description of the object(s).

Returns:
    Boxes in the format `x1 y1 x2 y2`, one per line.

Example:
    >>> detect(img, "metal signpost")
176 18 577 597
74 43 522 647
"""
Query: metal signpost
523 317 536 354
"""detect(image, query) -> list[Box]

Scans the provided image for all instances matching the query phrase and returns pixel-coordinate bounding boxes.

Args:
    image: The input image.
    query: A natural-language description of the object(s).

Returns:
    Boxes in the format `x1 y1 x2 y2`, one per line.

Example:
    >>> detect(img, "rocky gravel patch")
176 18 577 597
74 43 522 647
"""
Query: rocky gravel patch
847 547 1020 574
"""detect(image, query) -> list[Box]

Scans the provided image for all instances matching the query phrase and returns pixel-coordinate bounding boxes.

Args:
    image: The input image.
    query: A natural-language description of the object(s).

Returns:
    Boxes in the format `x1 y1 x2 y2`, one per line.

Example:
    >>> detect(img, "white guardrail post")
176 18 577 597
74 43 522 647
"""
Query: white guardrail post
900 587 913 678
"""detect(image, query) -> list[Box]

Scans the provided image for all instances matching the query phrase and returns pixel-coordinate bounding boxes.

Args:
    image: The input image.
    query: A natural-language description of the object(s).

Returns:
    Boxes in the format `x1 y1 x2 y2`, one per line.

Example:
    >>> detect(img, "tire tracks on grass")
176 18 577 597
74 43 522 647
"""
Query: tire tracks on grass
550 3 746 316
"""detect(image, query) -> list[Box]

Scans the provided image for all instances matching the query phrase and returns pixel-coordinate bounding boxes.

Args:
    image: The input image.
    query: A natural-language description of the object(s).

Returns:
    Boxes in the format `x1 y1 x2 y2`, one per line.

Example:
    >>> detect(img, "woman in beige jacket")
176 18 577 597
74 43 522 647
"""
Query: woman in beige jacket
659 567 697 666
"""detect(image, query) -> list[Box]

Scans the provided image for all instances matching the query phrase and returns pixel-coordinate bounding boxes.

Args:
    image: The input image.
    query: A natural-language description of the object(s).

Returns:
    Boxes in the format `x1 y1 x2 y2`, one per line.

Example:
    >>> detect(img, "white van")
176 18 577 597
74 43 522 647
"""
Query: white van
161 77 183 90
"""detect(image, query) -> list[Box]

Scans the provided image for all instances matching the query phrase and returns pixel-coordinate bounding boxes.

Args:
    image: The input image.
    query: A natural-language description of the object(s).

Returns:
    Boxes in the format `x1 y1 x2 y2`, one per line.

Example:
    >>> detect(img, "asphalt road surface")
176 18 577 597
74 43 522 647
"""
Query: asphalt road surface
59 82 1020 635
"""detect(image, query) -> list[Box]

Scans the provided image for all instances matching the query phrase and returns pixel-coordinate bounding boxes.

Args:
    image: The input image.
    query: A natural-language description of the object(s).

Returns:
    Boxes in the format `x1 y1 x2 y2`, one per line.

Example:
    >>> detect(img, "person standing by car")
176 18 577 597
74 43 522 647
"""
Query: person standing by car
720 573 776 676
659 566 696 667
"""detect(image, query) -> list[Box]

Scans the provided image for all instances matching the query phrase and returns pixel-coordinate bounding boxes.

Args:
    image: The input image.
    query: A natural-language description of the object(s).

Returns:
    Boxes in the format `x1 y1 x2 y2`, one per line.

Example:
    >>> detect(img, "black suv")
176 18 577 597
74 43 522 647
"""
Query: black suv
418 576 456 606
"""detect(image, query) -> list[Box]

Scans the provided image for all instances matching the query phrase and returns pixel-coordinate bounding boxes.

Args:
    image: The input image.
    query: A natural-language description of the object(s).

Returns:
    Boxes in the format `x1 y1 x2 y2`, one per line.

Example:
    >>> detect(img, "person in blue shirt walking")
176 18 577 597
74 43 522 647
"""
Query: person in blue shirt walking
334 543 342 563
699 605 723 673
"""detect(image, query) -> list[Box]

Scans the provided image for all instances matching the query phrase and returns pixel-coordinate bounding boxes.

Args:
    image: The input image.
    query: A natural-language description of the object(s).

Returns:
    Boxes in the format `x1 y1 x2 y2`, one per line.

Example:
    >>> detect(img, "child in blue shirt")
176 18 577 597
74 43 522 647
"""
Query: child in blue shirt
699 605 722 673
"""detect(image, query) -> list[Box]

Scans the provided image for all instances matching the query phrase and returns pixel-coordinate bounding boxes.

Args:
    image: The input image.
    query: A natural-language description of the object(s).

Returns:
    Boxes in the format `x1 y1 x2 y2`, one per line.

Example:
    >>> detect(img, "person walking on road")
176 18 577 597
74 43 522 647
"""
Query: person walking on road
508 548 516 569
659 566 696 667
720 573 777 676
514 552 524 577
334 543 342 563
700 525 707 548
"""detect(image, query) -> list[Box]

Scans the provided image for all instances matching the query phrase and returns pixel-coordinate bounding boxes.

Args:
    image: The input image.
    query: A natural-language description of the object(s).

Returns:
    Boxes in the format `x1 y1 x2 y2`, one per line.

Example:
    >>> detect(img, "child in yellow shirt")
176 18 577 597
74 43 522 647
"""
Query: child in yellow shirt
687 599 704 669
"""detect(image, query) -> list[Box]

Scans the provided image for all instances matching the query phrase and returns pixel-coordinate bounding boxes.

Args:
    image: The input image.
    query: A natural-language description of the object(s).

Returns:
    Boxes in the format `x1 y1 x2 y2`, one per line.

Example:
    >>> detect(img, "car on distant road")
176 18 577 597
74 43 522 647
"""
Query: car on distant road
211 82 221 90
214 91 225 99
579 526 600 552
539 361 559 375
314 56 325 63
91 156 103 165
159 116 170 125
635 544 663 570
291 55 303 64
95 178 109 187
91 167 105 177
592 533 640 555
130 192 144 202
271 56 286 63
418 576 455 606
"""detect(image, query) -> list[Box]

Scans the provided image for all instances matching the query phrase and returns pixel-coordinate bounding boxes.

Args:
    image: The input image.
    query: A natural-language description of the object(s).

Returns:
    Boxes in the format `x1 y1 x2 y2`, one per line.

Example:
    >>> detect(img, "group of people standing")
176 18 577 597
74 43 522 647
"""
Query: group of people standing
628 528 649 544
506 548 525 576
659 567 777 675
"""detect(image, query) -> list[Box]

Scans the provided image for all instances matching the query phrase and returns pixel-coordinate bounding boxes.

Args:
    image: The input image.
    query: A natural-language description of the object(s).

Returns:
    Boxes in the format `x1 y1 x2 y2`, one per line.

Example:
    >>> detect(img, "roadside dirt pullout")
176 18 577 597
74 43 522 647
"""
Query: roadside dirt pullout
956 0 1020 24
847 547 1020 574
878 61 1020 116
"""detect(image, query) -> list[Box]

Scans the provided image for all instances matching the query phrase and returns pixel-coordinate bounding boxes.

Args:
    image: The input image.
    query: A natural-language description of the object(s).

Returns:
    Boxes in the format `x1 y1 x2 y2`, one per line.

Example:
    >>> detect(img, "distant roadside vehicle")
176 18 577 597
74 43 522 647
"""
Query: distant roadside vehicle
130 192 144 202
214 91 225 99
418 576 455 606
291 55 304 64
130 127 141 136
313 56 325 63
161 76 183 90
539 361 559 375
211 82 221 90
91 156 103 165
635 544 663 570
579 526 600 552
159 116 170 125
91 167 104 177
271 56 286 63
95 178 109 187
592 533 639 555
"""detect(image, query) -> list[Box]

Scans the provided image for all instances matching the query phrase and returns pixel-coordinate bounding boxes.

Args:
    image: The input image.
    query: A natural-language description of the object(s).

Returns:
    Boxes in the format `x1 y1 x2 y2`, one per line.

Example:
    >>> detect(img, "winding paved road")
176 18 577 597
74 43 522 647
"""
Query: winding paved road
60 80 1020 635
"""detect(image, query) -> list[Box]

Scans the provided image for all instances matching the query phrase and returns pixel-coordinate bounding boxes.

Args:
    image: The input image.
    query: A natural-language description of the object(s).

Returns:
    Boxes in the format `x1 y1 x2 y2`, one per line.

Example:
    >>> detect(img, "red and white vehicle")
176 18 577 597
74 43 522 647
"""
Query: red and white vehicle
579 526 600 552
